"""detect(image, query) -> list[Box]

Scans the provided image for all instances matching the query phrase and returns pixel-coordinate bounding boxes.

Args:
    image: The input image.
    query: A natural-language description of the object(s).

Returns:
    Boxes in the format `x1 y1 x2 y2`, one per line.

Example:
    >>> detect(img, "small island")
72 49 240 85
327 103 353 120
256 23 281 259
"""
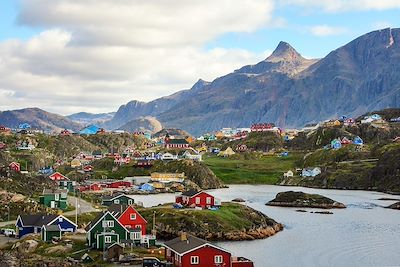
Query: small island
138 202 283 241
387 201 400 210
266 191 346 209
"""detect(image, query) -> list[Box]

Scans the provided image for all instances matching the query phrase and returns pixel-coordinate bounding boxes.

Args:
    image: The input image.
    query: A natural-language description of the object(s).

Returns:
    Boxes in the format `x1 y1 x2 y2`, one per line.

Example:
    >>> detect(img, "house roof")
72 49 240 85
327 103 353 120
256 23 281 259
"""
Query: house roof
107 204 128 218
181 189 200 197
163 234 230 256
166 139 189 145
18 214 59 227
102 193 134 202
84 212 104 231
43 224 61 231
42 189 68 195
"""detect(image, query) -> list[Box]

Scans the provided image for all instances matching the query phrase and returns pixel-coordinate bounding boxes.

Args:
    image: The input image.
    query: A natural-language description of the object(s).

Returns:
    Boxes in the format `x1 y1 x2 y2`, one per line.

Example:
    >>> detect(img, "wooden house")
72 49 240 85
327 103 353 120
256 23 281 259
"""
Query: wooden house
39 189 68 210
151 172 185 183
16 214 76 238
175 190 221 209
107 204 147 235
107 181 132 189
41 225 62 242
164 233 254 267
102 193 135 206
105 243 124 262
58 180 76 193
9 162 20 172
60 129 71 136
164 137 190 149
49 172 69 181
70 158 82 168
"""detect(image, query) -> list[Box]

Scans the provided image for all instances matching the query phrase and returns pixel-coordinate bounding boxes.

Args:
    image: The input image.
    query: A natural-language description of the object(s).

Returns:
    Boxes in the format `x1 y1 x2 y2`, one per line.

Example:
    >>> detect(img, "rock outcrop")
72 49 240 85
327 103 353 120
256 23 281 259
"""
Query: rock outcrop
266 191 346 209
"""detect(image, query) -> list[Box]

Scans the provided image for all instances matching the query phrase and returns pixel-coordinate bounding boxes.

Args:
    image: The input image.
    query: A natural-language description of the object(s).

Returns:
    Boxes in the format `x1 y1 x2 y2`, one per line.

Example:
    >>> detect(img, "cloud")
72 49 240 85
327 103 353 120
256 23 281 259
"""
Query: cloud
0 0 274 114
281 0 400 12
308 25 348 37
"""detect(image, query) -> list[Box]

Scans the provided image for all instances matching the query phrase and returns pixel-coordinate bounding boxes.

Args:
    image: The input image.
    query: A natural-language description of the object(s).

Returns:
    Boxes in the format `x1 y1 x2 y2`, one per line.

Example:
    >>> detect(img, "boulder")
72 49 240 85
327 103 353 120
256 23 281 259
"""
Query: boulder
18 240 39 254
232 198 246 203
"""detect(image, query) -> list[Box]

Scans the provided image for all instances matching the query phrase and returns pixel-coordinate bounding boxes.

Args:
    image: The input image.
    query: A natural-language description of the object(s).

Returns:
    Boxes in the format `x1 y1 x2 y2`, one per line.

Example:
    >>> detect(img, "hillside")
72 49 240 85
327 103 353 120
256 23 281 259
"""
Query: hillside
0 108 81 132
118 116 163 133
67 112 115 124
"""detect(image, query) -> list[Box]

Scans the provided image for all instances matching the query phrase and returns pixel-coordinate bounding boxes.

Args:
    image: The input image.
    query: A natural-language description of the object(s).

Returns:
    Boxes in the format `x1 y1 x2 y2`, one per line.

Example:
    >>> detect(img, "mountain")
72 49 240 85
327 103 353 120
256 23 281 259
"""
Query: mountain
67 112 115 124
0 108 82 131
109 27 399 135
104 79 210 129
118 116 163 133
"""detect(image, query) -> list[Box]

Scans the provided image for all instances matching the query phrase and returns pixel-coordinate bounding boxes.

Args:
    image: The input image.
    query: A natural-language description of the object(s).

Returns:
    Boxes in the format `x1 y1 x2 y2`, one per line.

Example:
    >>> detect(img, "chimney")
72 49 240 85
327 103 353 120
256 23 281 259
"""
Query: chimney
180 232 188 242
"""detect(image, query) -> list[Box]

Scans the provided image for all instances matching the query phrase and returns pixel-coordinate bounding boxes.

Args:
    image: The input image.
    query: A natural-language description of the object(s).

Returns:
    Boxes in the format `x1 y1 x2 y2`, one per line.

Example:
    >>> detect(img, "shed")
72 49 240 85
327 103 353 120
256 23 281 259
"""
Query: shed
106 242 124 262
41 224 61 242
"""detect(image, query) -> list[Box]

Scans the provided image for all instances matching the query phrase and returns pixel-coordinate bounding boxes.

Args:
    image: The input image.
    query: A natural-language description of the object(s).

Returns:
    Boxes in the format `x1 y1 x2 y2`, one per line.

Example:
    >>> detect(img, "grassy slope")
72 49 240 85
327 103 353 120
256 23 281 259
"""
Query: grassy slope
204 153 303 184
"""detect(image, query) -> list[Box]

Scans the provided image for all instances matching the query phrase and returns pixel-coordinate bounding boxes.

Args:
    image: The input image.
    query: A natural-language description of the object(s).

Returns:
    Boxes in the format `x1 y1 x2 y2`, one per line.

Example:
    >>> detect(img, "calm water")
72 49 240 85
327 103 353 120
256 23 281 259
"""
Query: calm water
131 185 400 267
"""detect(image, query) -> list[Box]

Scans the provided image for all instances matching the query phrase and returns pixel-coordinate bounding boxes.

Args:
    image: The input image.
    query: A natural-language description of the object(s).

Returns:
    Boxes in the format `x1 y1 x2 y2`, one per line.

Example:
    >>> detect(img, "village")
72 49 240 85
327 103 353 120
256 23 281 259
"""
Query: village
1 109 400 266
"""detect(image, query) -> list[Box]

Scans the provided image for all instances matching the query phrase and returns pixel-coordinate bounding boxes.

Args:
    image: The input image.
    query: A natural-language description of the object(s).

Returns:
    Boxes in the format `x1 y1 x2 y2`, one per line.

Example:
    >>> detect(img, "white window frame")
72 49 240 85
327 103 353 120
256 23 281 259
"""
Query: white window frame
130 213 136 220
103 220 114 228
130 231 141 240
215 255 223 264
206 197 211 204
54 194 59 201
105 236 112 243
114 199 120 204
128 199 133 205
195 197 200 204
191 256 199 264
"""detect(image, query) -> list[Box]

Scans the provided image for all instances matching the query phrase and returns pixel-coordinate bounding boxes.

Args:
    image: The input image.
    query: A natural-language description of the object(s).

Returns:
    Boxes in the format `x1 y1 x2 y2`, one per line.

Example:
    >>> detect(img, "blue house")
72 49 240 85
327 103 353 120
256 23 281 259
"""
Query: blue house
16 214 77 238
353 136 364 145
79 125 101 135
139 183 154 192
19 123 31 130
39 166 54 175
331 139 342 150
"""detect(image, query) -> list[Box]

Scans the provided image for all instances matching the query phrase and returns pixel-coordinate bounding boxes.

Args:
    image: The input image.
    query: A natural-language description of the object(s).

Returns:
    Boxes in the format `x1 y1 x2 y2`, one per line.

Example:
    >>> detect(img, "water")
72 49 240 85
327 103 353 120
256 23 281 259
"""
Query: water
131 185 400 267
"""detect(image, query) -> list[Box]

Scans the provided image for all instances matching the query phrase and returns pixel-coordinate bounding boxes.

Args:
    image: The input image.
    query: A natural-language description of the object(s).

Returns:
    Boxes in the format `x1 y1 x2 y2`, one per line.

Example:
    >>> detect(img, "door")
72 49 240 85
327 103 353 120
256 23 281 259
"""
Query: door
50 201 55 208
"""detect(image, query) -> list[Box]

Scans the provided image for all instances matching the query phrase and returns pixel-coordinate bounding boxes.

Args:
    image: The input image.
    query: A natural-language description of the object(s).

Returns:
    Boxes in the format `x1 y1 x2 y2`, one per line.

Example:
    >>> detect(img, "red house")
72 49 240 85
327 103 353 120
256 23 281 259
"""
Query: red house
107 181 132 189
60 129 71 136
175 190 220 209
78 183 102 192
164 233 253 267
250 123 275 132
108 204 147 235
83 165 93 172
9 162 21 172
48 172 69 181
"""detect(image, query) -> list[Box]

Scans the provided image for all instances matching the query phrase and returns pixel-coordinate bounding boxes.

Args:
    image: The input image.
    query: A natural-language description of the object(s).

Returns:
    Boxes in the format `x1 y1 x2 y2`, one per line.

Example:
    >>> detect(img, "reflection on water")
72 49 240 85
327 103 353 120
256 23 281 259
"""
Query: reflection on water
131 185 400 267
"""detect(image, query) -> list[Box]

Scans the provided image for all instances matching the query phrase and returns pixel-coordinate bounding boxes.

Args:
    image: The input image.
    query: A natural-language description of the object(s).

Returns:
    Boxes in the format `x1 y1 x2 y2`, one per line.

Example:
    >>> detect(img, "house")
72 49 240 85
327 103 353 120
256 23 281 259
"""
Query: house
139 183 155 192
102 193 135 206
105 243 124 262
390 117 400 123
393 136 400 143
161 153 177 161
107 204 147 235
341 137 352 145
114 154 131 165
151 172 185 183
60 129 71 136
175 190 221 209
16 214 76 238
164 233 254 267
58 180 76 193
218 147 236 157
215 131 225 139
361 114 382 124
48 172 69 181
9 162 21 172
165 134 190 149
17 140 35 150
283 170 294 178
136 159 153 168
251 123 275 132
236 144 248 152
92 150 103 159
39 166 54 175
302 167 321 177
79 183 102 192
19 123 31 130
331 139 342 150
181 150 202 161
344 118 355 126
39 189 68 210
70 158 82 168
79 125 102 135
85 211 129 250
151 182 165 190
353 136 364 146
41 225 62 242
107 181 132 189
83 165 93 172
371 119 389 128
124 176 151 186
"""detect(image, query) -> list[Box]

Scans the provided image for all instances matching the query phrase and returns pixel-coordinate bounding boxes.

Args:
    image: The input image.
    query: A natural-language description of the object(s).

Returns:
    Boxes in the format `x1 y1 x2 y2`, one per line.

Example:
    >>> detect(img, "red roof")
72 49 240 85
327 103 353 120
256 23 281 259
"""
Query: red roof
49 172 69 181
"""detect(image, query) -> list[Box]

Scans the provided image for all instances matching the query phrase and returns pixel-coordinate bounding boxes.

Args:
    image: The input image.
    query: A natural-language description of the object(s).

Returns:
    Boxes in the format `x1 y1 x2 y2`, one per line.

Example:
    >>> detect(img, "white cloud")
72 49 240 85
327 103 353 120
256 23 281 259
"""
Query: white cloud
0 0 275 114
308 25 348 37
281 0 400 12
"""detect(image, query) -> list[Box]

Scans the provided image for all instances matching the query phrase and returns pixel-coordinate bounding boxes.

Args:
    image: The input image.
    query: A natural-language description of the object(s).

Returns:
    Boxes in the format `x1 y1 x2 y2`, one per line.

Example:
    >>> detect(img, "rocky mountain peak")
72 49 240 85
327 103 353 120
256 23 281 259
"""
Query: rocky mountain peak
266 41 303 63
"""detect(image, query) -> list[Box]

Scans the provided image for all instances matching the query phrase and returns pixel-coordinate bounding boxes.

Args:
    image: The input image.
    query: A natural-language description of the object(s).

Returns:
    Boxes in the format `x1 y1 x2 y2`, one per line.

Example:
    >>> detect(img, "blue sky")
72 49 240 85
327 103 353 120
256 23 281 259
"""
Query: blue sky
0 0 398 114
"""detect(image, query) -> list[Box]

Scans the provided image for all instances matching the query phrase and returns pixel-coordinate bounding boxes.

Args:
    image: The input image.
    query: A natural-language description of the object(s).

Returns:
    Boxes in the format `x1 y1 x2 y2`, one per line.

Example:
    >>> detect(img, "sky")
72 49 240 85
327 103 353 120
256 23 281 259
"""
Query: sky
0 0 399 115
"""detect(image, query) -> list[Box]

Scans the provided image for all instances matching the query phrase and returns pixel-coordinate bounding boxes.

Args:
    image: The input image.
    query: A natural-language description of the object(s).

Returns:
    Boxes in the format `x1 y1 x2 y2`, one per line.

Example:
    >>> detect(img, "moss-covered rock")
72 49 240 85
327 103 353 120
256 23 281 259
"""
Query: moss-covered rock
266 191 346 209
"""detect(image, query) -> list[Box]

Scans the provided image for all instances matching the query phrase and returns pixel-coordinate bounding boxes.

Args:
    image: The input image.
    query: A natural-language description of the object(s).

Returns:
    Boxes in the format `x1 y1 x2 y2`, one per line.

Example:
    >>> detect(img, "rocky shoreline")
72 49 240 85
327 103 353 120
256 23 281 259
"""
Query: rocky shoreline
387 201 400 210
266 191 346 209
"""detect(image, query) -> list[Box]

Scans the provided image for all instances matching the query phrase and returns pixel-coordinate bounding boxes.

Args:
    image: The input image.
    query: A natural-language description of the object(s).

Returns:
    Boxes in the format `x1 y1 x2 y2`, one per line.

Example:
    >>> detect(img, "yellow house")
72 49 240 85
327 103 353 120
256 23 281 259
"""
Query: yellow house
70 158 82 168
151 182 166 190
150 172 185 182
215 131 225 139
185 136 194 144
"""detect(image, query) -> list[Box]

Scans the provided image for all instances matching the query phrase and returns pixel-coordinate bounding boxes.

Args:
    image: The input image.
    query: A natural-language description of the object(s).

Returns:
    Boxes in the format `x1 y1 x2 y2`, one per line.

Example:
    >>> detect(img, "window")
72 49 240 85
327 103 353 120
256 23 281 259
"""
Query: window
58 217 63 222
54 194 59 201
191 256 199 264
105 236 112 243
114 199 120 204
130 232 141 240
195 197 200 204
130 213 136 220
215 255 223 264
103 220 114 228
206 197 211 204
128 199 133 205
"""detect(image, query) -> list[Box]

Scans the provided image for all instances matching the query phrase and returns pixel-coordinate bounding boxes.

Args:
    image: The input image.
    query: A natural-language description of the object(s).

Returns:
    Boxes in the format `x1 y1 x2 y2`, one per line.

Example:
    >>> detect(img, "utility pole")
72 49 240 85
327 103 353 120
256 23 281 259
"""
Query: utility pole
75 188 78 226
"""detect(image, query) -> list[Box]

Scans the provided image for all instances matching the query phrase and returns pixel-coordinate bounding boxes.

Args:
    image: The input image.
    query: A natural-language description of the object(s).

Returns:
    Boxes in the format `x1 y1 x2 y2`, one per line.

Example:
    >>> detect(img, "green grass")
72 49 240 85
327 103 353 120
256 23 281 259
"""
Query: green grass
203 153 303 184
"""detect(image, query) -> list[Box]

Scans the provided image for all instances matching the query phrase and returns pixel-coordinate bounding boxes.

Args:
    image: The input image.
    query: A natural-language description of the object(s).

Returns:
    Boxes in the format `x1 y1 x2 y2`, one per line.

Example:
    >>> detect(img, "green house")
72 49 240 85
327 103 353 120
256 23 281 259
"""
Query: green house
41 225 61 242
39 189 68 210
58 180 76 193
85 211 129 250
102 194 135 206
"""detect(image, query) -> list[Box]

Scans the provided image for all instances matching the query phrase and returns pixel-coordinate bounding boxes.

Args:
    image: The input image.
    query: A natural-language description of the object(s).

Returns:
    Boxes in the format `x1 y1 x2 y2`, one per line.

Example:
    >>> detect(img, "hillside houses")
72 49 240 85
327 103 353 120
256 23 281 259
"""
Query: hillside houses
16 214 76 238
39 189 68 210
175 190 221 209
151 172 186 183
